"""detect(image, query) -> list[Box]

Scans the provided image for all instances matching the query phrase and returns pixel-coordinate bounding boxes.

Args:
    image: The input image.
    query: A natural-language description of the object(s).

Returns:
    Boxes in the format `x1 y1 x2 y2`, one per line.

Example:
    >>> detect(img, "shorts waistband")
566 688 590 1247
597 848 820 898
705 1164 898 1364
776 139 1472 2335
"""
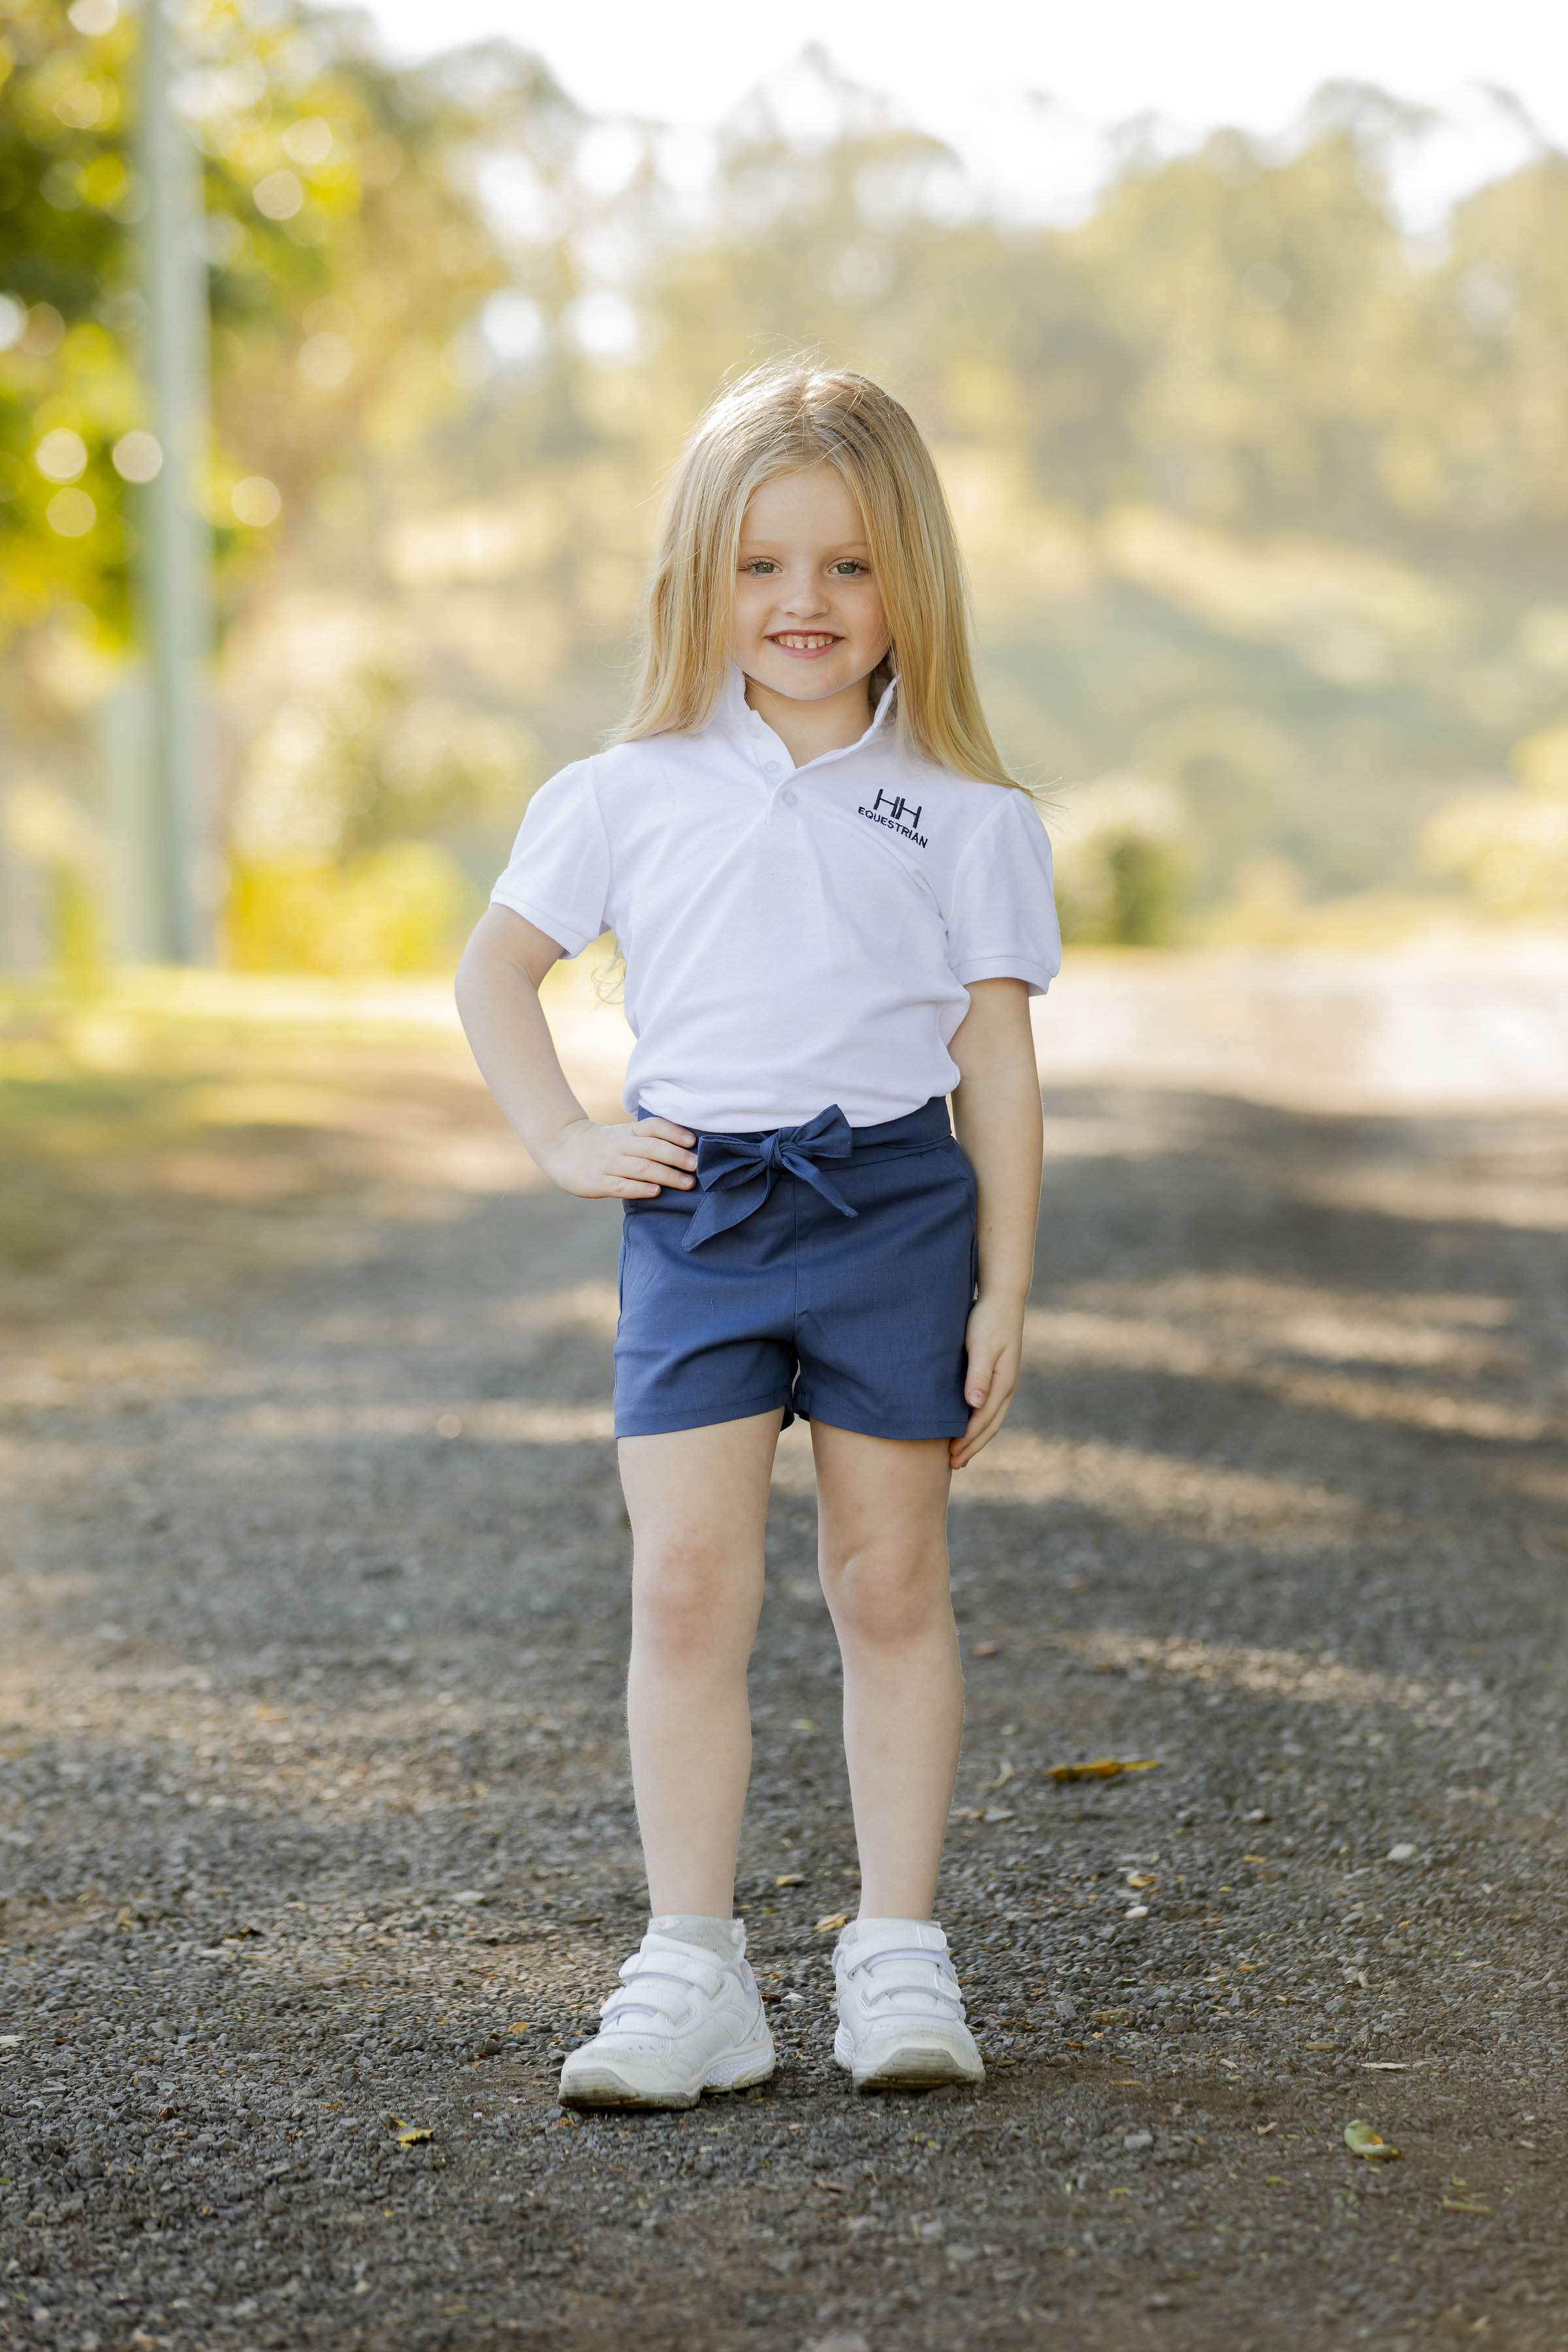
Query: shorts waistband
639 1097 952 1154
637 1098 953 1252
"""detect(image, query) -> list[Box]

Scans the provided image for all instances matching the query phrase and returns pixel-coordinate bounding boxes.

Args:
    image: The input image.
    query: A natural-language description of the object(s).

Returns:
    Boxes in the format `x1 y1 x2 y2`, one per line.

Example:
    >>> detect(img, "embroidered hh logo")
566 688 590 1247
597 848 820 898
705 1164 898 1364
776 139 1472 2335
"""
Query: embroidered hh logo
872 788 922 830
857 788 929 846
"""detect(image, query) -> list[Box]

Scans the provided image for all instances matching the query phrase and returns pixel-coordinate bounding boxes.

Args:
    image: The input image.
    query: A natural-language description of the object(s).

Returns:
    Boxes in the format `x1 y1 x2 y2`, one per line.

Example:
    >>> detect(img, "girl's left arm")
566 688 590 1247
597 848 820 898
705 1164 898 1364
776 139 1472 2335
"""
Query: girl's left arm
948 976 1044 1469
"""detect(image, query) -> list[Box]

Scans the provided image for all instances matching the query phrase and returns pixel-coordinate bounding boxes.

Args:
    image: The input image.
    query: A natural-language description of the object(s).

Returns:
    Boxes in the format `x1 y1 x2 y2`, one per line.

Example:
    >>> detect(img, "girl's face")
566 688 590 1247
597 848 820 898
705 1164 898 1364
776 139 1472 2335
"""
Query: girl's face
732 465 890 706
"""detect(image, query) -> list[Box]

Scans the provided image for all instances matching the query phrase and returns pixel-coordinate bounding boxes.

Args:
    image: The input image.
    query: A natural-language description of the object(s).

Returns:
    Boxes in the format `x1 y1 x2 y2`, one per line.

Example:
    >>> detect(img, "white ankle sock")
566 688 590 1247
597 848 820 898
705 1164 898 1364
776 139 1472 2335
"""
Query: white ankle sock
649 1913 743 1959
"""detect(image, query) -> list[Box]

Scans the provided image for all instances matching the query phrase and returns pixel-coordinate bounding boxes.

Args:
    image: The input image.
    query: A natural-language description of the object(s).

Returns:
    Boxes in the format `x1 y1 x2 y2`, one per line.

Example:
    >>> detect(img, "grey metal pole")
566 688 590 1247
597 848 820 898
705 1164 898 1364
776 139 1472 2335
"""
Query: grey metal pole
135 0 214 964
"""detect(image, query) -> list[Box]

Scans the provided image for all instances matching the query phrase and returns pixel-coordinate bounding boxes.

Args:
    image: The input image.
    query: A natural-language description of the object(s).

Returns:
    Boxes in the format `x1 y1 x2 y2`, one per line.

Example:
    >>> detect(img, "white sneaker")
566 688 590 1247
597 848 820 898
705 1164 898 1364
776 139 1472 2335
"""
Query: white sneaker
557 1921 776 2110
832 1916 985 2090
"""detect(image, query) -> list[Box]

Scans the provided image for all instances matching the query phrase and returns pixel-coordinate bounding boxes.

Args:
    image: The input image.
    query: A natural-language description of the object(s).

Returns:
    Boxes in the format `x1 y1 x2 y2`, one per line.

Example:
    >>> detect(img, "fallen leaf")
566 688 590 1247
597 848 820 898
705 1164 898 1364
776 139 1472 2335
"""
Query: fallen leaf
775 1872 807 1886
1305 2040 1337 2051
1345 2120 1401 2163
970 1641 1000 1658
1048 1758 1160 1783
386 2116 434 2147
813 2177 848 2193
1126 1872 1156 1889
982 1807 1015 1823
1255 2121 1279 2136
815 1912 851 1934
221 1925 262 1940
1440 2198 1493 2216
506 2022 530 2035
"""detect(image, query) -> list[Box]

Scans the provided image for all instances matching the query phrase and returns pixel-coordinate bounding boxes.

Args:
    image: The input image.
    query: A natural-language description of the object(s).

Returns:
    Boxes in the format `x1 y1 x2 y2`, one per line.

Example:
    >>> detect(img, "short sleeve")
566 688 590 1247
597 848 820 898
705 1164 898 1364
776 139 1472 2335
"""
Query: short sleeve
489 760 612 957
945 789 1062 995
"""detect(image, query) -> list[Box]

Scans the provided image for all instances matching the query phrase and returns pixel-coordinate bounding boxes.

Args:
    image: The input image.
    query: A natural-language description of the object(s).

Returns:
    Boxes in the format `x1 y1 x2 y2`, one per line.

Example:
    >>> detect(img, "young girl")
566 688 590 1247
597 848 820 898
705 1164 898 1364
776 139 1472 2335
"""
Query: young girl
455 363 1059 2108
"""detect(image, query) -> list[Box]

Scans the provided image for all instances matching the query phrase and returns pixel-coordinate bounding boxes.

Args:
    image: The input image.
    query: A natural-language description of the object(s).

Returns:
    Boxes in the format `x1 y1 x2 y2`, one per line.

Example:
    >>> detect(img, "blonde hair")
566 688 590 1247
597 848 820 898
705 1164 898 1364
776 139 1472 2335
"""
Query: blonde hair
614 361 1016 788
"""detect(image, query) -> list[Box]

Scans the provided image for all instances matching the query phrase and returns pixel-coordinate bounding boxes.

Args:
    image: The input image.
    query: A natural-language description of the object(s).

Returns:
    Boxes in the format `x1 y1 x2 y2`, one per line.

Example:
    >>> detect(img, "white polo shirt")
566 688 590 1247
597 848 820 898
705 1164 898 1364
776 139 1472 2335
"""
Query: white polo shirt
489 666 1060 1134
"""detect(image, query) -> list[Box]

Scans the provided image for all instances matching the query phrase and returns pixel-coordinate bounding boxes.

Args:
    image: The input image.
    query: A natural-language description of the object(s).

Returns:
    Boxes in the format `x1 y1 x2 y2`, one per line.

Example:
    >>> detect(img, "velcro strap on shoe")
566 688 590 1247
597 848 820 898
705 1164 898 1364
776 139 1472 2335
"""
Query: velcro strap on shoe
840 1947 965 2008
598 1942 746 2029
841 1945 958 1982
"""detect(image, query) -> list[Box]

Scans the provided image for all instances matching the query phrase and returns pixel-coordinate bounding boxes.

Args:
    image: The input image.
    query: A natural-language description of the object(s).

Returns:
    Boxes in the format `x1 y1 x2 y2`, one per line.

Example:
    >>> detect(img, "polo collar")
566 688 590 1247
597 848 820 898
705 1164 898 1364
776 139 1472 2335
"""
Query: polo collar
715 662 900 763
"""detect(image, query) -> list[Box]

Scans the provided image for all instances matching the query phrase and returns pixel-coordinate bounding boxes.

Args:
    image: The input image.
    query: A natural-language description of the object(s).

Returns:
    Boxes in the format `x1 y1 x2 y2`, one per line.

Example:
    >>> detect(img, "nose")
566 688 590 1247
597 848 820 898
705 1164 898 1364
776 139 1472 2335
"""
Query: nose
777 568 830 617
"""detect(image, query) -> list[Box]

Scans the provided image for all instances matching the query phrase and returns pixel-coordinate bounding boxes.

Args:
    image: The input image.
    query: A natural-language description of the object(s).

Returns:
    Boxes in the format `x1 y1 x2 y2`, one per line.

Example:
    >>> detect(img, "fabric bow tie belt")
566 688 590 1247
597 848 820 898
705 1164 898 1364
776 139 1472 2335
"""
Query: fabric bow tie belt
682 1104 858 1250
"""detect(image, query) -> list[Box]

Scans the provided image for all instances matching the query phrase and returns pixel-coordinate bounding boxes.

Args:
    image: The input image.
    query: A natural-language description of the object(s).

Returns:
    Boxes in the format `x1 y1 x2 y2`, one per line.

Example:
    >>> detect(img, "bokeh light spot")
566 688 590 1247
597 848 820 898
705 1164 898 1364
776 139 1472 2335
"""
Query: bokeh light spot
112 430 163 484
282 117 335 168
299 332 353 387
253 170 304 221
46 487 96 537
233 476 282 527
36 428 88 483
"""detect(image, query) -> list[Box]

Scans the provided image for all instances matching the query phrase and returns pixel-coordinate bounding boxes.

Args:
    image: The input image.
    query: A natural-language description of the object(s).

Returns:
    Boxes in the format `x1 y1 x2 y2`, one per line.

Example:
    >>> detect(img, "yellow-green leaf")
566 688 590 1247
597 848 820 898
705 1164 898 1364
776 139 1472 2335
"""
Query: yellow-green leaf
1344 2120 1401 2163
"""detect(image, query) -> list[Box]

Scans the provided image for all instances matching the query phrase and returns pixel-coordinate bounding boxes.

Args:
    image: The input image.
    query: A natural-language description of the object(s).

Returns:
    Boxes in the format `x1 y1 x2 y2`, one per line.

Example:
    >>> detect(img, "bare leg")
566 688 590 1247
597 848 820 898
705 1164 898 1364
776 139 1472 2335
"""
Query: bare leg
619 1411 784 1918
811 1423 962 1919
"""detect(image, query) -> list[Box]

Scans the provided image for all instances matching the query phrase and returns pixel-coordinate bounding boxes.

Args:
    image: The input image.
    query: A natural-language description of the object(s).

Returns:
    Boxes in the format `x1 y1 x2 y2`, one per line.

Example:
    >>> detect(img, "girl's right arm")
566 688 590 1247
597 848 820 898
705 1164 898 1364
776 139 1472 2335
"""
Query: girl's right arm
454 905 698 1200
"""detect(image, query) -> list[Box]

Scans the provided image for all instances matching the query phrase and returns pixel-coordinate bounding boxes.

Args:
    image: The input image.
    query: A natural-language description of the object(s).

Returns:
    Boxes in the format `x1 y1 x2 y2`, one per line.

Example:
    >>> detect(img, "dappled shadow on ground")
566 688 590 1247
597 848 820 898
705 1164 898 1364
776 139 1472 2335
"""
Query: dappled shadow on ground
2 1062 1567 2349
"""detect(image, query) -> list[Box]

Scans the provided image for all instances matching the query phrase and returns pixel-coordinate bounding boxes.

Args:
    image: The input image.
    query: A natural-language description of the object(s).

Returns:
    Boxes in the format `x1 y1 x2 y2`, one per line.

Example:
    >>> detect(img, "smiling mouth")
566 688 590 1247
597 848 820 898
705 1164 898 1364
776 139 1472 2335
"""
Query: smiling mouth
768 632 840 653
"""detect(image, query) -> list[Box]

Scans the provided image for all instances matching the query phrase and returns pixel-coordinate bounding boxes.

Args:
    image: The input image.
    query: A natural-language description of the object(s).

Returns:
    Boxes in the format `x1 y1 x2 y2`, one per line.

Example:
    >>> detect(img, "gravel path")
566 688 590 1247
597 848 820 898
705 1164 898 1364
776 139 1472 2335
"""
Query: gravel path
2 992 1567 2350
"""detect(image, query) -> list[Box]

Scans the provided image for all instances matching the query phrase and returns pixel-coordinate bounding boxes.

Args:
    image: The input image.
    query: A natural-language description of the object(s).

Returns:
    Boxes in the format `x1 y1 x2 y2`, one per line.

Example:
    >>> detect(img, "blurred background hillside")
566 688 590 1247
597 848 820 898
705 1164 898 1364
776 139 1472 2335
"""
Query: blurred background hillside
3 0 1568 975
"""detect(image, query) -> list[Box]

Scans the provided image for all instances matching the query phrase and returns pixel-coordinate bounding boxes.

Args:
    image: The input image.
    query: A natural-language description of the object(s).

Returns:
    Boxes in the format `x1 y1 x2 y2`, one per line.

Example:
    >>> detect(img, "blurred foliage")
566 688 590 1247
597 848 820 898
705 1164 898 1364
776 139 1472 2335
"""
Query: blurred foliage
1049 774 1188 946
226 837 472 970
1420 723 1568 925
4 8 1568 968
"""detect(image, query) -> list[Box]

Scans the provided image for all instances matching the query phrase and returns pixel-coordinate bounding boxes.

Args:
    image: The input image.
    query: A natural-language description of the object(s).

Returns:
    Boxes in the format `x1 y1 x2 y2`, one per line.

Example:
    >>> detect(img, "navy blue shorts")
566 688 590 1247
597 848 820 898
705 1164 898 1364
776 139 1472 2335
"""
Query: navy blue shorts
613 1098 977 1442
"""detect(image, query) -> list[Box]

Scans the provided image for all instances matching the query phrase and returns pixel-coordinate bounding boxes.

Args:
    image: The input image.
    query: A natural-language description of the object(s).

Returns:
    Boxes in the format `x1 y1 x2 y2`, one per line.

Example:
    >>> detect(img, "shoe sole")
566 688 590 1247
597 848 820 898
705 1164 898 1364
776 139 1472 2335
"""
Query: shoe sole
833 2025 985 2091
558 2038 776 2112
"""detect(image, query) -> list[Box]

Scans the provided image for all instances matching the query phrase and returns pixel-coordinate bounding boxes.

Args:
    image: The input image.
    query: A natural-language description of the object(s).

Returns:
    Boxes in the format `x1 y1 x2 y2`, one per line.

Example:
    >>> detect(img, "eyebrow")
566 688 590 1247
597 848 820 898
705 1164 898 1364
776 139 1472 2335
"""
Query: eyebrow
736 538 872 555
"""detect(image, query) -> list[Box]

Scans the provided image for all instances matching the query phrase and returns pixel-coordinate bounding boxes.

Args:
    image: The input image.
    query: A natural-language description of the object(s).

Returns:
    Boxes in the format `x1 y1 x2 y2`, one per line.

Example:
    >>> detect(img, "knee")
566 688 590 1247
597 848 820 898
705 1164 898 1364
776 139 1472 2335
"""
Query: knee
632 1540 742 1661
823 1546 949 1650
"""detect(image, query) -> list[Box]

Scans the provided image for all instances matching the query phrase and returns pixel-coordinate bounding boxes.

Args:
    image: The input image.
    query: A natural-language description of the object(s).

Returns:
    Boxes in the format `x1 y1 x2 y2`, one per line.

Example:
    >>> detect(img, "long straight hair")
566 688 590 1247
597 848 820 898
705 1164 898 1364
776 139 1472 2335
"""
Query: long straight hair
613 362 1017 787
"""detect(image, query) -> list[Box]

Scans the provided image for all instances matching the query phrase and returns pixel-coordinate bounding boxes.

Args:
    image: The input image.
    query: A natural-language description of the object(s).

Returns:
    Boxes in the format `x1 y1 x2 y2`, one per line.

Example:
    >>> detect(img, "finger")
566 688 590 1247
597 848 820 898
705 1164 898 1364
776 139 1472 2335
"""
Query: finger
606 1145 696 1185
619 1154 694 1188
634 1135 700 1171
951 1381 1016 1469
640 1117 696 1149
953 1404 1011 1469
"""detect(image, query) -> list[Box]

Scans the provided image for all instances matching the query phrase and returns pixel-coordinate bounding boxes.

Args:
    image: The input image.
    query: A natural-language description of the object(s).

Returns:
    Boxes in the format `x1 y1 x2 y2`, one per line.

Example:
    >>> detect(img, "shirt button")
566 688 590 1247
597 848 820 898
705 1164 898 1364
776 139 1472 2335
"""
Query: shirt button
763 760 781 777
781 787 798 806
